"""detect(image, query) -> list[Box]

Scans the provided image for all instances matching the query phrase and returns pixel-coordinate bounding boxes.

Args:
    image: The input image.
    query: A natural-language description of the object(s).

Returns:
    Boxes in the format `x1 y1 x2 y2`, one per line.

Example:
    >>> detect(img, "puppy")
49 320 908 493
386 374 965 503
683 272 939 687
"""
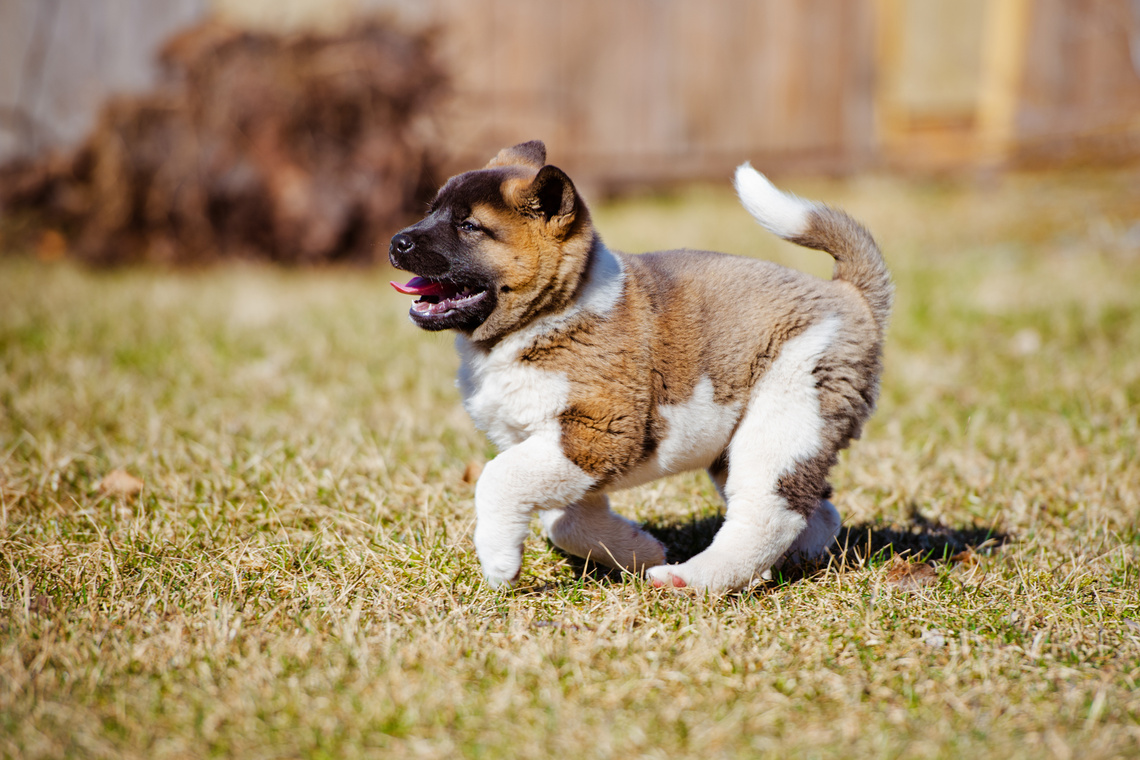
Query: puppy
389 141 891 592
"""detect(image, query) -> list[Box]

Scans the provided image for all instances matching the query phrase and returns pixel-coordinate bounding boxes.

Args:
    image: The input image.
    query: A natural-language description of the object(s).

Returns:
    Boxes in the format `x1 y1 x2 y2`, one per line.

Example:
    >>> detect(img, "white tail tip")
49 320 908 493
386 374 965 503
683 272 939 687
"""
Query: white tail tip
733 162 814 240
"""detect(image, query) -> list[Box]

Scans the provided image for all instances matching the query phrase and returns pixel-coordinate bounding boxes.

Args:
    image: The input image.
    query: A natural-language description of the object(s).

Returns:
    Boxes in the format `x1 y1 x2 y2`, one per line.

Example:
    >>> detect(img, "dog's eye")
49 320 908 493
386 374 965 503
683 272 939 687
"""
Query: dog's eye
458 219 481 233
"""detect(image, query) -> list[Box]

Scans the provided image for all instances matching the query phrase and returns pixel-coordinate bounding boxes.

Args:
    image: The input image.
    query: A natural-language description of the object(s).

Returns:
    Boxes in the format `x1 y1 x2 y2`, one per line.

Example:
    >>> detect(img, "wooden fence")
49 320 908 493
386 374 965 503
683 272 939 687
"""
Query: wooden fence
429 0 878 187
428 0 1140 182
2 0 1139 185
1016 0 1140 164
876 0 1140 170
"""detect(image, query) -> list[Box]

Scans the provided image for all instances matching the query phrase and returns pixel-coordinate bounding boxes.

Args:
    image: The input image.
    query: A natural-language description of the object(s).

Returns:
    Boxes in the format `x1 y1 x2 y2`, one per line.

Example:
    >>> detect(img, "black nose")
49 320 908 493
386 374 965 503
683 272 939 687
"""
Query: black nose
391 233 415 254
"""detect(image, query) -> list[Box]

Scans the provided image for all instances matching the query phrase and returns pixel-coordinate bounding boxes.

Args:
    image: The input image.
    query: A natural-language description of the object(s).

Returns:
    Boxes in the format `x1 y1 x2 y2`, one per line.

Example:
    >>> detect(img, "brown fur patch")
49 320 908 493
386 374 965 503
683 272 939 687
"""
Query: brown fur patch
499 176 536 211
518 247 884 488
518 287 657 482
776 456 836 518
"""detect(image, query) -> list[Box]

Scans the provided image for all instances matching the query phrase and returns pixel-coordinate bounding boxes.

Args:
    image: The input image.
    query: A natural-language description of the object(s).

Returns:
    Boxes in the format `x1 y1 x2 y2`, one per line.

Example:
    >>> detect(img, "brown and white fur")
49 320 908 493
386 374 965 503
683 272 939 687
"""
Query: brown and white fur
389 141 891 593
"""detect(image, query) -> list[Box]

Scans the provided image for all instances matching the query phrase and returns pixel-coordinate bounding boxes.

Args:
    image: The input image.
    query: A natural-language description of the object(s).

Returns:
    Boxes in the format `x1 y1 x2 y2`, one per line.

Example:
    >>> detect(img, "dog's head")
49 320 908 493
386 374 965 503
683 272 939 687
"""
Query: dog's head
389 141 595 343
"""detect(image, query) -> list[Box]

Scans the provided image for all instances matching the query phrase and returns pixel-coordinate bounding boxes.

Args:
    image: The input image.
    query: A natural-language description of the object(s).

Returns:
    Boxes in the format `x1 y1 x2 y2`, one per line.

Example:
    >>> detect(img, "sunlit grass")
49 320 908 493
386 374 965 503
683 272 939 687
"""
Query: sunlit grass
2 168 1139 758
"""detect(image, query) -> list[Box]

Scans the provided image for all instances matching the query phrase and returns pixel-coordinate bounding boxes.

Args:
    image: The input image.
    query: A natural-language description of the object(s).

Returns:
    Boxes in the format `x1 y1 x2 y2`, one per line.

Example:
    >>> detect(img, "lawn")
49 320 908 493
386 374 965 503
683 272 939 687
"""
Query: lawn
2 168 1138 758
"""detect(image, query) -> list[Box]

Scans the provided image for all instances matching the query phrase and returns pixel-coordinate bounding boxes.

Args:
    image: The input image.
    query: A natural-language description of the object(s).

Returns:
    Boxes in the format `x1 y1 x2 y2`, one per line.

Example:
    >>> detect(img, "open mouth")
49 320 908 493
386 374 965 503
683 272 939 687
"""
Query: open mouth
390 276 490 325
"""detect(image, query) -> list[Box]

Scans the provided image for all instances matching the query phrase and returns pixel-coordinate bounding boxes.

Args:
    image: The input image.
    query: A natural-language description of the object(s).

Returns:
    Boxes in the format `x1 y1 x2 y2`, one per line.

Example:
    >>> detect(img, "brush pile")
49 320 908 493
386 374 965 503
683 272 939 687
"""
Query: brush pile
0 19 446 265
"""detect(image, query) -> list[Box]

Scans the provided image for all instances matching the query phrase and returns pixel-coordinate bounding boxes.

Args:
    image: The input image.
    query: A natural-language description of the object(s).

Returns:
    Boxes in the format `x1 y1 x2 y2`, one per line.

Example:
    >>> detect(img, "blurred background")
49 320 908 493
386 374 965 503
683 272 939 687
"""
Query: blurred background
1 0 1139 265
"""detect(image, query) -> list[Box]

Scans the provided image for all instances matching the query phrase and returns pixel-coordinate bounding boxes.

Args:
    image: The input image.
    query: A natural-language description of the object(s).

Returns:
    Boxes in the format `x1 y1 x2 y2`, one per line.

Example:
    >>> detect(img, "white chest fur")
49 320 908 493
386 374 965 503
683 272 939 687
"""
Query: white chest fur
456 335 569 450
455 244 625 452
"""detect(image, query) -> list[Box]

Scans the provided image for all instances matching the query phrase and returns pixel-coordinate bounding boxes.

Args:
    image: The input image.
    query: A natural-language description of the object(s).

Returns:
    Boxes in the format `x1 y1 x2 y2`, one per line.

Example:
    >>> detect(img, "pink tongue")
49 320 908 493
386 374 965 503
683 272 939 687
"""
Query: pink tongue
390 277 446 297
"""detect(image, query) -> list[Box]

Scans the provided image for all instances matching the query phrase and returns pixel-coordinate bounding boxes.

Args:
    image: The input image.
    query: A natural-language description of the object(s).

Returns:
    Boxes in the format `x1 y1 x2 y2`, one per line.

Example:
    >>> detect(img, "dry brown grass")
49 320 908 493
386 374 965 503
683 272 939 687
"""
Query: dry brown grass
2 168 1139 758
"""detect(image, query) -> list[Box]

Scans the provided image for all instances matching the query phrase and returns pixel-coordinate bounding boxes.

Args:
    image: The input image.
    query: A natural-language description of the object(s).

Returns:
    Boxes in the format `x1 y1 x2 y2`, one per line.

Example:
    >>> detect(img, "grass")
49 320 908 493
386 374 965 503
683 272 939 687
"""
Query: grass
2 167 1139 758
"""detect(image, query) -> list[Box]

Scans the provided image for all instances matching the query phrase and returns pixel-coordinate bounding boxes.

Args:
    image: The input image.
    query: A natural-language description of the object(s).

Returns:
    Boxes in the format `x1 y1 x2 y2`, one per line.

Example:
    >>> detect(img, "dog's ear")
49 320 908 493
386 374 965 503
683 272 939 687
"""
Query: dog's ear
516 164 578 236
485 140 547 170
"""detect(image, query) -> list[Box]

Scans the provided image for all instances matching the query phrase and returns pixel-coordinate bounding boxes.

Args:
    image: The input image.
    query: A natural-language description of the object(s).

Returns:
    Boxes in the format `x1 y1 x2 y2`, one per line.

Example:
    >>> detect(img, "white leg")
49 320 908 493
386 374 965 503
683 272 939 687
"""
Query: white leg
709 469 837 576
474 435 595 587
646 492 808 591
646 318 839 592
540 494 666 571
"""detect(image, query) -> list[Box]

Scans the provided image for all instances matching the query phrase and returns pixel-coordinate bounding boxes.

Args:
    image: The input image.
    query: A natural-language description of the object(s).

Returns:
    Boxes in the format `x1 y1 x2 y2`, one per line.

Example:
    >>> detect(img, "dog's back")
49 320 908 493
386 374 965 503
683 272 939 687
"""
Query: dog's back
734 164 892 334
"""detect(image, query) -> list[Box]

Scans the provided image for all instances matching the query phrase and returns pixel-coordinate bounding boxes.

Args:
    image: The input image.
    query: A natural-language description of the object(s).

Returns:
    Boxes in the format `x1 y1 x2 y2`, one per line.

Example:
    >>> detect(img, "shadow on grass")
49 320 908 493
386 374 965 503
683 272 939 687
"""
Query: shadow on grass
558 507 1010 587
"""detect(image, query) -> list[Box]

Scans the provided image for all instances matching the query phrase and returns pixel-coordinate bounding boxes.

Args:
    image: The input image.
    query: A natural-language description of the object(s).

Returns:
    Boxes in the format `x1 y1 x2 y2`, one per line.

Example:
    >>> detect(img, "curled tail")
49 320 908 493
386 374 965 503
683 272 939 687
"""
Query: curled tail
733 163 892 334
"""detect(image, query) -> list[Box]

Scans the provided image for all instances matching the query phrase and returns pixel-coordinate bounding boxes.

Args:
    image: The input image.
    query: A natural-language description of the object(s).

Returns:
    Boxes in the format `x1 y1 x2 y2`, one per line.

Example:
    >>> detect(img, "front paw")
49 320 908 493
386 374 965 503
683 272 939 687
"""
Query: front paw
480 554 523 588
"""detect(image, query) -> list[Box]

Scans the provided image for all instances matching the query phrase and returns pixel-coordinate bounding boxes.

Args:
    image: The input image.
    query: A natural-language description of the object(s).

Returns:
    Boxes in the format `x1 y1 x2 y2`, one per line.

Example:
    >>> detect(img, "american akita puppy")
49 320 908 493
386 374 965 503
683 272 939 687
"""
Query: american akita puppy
389 141 891 592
